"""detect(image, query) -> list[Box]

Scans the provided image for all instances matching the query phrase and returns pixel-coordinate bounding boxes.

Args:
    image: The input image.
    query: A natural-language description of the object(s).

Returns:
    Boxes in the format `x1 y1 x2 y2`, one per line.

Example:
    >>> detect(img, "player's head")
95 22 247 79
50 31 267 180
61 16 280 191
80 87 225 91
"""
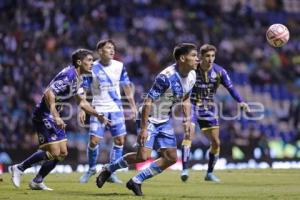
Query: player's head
96 39 116 62
71 49 93 73
199 44 217 68
173 43 198 70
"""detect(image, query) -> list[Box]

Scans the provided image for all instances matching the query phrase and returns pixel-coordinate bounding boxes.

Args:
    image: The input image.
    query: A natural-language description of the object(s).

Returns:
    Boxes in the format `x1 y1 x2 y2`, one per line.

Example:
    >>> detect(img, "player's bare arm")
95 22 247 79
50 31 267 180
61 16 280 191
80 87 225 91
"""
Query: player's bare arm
44 88 66 129
75 94 111 126
182 94 192 140
78 90 87 124
123 84 137 119
139 97 152 146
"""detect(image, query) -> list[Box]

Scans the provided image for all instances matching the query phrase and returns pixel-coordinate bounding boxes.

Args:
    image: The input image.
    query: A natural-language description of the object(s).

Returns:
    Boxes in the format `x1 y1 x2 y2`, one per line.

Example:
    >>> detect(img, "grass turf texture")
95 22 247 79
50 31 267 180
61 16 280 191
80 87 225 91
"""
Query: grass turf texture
1 169 300 200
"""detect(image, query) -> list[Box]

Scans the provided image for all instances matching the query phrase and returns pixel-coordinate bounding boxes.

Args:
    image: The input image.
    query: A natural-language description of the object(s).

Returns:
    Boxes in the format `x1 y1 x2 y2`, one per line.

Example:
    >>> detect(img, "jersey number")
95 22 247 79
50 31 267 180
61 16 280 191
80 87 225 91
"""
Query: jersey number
43 119 53 129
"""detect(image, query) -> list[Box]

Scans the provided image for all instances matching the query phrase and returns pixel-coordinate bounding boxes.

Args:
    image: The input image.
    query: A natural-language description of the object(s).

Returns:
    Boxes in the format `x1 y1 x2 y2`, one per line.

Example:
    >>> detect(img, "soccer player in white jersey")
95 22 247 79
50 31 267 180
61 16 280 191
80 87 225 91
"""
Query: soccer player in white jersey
95 43 199 196
79 39 137 183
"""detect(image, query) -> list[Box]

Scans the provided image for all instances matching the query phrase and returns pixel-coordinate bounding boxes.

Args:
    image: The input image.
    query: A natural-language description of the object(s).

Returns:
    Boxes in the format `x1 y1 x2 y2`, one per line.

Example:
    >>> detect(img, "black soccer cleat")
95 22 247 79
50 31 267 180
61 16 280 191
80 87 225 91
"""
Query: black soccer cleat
181 174 189 182
180 169 189 182
126 179 143 196
96 168 112 188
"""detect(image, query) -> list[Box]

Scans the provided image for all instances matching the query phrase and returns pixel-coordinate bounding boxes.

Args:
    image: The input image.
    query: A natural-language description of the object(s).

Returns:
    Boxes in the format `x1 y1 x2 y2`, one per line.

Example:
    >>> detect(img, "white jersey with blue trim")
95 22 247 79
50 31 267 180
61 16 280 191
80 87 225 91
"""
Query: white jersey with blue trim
147 64 196 124
83 59 131 113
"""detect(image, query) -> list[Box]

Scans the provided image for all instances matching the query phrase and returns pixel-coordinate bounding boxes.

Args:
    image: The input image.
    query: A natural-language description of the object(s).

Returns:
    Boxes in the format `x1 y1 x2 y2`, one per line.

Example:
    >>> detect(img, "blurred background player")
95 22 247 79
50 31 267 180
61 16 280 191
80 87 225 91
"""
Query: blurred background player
79 39 137 184
95 43 198 196
180 44 250 182
9 49 110 190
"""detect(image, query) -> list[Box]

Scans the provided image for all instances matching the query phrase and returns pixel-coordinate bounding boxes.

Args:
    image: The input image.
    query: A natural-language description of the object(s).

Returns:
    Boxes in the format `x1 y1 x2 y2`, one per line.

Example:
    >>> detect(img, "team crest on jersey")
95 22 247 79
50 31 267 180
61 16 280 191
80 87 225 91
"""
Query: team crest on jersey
50 134 57 141
211 71 217 79
53 80 64 90
159 74 166 82
172 81 181 92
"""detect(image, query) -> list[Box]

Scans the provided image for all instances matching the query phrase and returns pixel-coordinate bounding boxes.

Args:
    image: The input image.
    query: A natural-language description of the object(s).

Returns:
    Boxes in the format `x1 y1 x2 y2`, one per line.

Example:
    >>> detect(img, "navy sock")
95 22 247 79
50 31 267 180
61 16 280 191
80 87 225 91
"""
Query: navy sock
18 150 49 171
207 152 219 173
33 159 59 183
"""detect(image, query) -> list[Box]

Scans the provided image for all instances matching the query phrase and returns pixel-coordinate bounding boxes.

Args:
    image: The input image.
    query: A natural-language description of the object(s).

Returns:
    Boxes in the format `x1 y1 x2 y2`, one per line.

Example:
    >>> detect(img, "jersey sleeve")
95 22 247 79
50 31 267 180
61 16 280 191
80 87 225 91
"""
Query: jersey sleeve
49 75 70 95
187 70 196 95
81 75 93 91
120 65 131 86
220 68 242 102
220 68 233 89
147 74 170 101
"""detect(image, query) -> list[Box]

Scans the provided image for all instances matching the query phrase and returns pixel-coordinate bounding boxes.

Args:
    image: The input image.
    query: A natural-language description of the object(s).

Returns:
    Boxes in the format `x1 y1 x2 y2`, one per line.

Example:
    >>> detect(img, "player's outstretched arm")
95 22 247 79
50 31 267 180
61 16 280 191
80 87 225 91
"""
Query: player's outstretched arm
220 68 251 112
44 88 66 129
76 95 111 126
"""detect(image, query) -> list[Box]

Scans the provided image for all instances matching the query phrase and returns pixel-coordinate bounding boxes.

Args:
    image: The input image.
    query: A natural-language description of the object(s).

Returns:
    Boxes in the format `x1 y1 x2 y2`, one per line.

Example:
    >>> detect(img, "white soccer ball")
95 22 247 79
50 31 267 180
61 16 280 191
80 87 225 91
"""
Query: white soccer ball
266 24 290 47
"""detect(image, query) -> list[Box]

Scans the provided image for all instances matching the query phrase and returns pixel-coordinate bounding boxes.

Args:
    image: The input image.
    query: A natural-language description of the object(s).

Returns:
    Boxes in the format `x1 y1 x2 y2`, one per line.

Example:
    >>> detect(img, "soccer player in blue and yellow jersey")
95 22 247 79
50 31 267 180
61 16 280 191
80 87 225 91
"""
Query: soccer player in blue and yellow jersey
180 44 250 182
9 49 110 190
96 43 199 196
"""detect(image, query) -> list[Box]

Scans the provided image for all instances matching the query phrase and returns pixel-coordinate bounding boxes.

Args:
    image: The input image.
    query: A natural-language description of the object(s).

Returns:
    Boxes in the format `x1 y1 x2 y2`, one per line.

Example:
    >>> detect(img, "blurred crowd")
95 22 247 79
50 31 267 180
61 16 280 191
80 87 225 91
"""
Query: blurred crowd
1 0 300 161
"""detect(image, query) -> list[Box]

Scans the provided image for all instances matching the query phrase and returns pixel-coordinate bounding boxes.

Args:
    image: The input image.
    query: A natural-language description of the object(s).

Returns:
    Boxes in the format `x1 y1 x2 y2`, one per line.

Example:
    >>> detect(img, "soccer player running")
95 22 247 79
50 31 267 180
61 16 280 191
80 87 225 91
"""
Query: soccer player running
79 39 137 184
180 44 250 182
9 49 110 190
96 43 199 196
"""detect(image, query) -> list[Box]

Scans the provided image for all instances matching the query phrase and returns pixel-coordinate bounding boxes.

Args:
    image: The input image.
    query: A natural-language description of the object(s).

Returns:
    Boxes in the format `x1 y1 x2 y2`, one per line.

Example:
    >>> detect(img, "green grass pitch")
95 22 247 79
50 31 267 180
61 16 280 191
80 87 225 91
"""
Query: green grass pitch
1 169 300 200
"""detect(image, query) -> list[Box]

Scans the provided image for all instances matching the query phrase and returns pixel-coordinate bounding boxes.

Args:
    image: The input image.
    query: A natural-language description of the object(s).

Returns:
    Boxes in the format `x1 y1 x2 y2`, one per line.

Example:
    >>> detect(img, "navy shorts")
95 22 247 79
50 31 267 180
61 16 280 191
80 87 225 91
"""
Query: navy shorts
33 117 67 148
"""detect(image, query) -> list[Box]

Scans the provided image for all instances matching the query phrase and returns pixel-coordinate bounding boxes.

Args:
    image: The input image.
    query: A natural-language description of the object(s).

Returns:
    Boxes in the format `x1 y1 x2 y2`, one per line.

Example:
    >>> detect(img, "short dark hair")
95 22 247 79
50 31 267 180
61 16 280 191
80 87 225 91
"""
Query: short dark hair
71 49 93 68
173 43 197 61
199 44 217 56
96 39 116 50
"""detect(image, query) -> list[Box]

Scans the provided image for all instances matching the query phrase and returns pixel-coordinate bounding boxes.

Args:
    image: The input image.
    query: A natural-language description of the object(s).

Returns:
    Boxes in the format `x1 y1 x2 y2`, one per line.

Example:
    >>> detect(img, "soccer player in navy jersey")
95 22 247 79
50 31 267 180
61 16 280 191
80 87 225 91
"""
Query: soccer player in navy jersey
9 49 110 190
79 39 137 184
95 43 199 196
180 44 250 182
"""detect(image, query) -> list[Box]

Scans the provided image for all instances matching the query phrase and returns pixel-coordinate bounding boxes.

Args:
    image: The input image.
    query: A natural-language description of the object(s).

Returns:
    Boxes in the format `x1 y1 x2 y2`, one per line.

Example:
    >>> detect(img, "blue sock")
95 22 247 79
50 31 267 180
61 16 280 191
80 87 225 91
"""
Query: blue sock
110 144 123 164
33 159 59 183
18 150 49 171
88 144 99 170
132 162 162 184
208 152 219 173
108 157 128 173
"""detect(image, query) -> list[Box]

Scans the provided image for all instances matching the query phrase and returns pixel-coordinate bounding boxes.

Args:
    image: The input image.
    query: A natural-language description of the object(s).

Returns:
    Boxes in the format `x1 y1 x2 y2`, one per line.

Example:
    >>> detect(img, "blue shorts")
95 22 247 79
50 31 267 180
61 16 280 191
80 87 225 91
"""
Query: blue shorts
144 120 177 150
89 111 126 138
33 117 67 148
192 105 219 130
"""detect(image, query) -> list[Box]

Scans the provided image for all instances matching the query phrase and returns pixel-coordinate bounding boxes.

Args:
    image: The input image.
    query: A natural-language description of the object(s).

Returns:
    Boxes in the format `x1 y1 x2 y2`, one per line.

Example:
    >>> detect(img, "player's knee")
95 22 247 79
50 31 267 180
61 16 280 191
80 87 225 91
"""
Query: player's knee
60 151 68 158
164 151 177 165
210 146 220 155
211 139 220 148
167 155 177 165
48 151 61 160
136 154 150 162
89 138 100 148
45 151 55 160
113 136 124 146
